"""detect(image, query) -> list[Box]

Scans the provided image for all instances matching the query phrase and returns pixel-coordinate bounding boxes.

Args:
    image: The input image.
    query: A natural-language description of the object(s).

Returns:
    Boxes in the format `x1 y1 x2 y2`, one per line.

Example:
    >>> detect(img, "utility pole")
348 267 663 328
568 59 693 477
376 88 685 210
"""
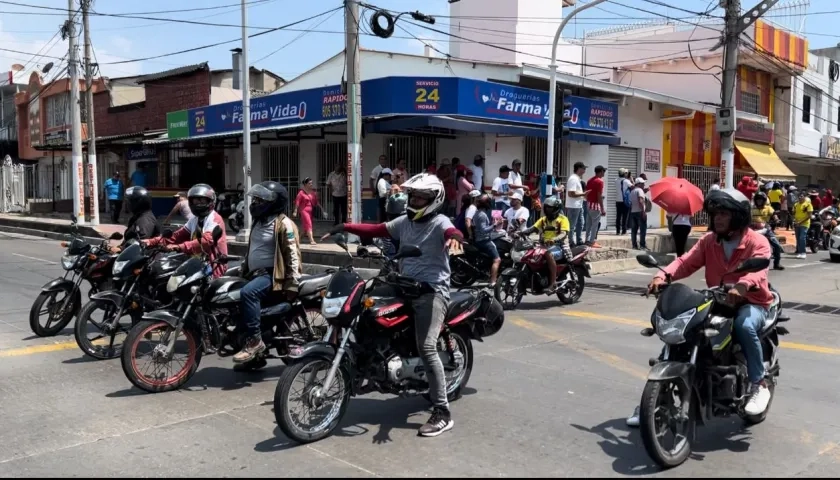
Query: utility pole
716 0 779 189
81 0 99 225
67 0 84 224
345 0 362 227
235 0 252 242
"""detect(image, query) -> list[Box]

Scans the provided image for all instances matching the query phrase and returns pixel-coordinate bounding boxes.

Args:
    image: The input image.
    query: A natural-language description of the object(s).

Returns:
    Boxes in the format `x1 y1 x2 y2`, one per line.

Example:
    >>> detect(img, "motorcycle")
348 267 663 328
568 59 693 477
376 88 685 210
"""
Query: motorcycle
228 198 245 234
806 213 823 253
494 235 591 310
120 226 332 393
820 212 836 250
74 229 187 360
450 230 514 287
634 253 788 469
272 233 504 444
29 216 121 337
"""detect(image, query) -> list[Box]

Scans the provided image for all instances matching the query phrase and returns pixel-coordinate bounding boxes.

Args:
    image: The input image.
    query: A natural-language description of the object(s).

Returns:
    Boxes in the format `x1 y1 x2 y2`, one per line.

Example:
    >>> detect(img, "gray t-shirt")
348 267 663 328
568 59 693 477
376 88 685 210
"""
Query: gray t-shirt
630 187 646 213
247 215 277 270
386 214 454 298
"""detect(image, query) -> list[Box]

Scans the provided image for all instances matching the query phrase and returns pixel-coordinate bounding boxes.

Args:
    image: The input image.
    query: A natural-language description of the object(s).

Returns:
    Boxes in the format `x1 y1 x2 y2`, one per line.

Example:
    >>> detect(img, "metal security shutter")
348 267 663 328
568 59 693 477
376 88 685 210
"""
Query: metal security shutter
606 146 639 228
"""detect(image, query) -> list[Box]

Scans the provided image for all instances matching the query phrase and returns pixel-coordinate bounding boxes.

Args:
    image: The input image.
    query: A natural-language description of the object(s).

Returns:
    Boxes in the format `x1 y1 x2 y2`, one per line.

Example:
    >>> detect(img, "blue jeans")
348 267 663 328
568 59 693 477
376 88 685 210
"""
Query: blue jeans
630 212 647 249
733 304 768 384
495 201 508 211
566 207 584 246
240 274 272 337
763 229 782 266
795 225 808 254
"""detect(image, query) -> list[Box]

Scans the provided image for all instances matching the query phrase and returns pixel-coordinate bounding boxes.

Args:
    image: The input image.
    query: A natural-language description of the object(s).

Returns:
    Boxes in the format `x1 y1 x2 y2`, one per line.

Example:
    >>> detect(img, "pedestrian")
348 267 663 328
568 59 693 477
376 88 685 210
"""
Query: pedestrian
565 162 588 247
470 154 485 192
767 182 783 229
491 165 512 211
736 175 758 201
163 191 193 225
503 192 530 233
376 169 394 222
455 166 475 215
709 178 721 192
792 190 813 259
293 177 319 245
630 177 649 250
585 165 606 248
102 171 125 224
667 210 692 257
615 168 632 235
508 159 527 197
326 162 347 225
392 158 408 186
822 188 835 210
786 185 798 229
129 163 148 188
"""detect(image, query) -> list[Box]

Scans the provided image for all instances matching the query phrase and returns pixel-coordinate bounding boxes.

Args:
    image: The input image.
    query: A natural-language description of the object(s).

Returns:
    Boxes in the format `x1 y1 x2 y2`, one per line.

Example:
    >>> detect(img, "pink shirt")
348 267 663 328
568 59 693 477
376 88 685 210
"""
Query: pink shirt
655 229 774 308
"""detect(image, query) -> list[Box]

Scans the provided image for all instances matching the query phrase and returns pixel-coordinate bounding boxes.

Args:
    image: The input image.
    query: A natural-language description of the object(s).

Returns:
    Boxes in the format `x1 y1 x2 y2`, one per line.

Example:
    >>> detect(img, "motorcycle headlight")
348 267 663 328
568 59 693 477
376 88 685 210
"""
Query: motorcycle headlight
167 275 185 293
511 249 526 262
61 254 78 270
654 308 696 345
113 260 129 275
322 296 348 319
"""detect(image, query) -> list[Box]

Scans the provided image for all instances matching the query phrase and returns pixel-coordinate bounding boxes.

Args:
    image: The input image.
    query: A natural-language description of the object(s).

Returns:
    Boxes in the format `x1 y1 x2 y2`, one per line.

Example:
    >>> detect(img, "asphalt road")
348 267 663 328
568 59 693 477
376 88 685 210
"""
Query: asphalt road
1 230 839 478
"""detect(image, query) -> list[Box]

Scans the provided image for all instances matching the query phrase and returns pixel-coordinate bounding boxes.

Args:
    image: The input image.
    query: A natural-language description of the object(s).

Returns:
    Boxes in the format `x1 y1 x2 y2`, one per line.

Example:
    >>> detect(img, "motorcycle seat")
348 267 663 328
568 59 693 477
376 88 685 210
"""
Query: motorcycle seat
298 273 332 296
570 245 588 257
445 291 476 323
261 302 292 317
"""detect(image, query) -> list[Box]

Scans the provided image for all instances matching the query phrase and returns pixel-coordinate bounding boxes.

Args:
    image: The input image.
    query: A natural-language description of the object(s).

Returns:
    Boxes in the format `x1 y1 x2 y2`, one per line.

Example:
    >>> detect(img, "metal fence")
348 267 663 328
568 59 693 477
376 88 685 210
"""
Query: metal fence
682 164 752 226
0 160 28 212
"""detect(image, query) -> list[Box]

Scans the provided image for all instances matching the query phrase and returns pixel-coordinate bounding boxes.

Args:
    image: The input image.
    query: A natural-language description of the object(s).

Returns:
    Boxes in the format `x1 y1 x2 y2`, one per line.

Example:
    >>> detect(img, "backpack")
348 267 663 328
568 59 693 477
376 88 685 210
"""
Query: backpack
621 179 631 207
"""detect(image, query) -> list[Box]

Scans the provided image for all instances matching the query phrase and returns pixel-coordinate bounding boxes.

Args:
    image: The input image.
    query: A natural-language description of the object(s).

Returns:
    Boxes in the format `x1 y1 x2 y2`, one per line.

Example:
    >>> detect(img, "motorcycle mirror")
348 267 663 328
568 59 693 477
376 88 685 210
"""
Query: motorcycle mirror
334 232 349 251
162 228 174 239
732 257 771 274
393 245 422 260
635 253 660 268
212 225 224 244
108 232 123 240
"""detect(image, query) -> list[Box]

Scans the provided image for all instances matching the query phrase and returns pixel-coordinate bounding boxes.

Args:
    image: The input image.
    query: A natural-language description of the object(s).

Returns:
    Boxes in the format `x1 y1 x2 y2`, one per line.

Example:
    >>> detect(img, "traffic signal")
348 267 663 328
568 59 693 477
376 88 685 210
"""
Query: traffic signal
555 88 572 138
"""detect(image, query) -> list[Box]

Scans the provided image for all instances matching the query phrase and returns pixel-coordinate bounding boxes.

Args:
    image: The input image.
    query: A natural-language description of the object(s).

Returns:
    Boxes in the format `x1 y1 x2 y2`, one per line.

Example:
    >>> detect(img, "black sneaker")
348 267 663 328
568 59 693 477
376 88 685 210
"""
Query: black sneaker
773 265 785 271
418 407 454 437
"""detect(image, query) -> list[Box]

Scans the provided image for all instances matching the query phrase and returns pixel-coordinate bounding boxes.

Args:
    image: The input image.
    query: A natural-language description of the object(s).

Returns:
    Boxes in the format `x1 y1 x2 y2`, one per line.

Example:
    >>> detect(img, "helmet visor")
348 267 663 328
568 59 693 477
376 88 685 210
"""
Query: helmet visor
246 184 278 203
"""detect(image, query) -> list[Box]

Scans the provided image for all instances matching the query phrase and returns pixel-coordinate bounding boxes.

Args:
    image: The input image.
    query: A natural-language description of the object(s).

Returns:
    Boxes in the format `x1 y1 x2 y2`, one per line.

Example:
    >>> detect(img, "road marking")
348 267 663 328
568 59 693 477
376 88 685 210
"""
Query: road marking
786 261 824 269
558 310 840 356
619 270 652 276
11 252 56 264
0 340 79 357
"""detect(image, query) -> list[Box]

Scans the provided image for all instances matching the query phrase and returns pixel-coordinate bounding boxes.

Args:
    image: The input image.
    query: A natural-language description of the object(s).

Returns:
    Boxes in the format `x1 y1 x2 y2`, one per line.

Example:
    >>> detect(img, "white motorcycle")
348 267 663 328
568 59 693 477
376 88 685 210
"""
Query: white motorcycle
228 199 245 233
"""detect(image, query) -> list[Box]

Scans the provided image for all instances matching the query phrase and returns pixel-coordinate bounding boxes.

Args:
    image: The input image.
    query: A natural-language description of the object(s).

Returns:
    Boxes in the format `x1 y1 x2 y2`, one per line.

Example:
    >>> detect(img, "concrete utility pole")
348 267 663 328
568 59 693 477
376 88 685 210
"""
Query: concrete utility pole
67 0 85 224
345 0 362 226
81 0 99 225
236 0 253 242
716 0 779 189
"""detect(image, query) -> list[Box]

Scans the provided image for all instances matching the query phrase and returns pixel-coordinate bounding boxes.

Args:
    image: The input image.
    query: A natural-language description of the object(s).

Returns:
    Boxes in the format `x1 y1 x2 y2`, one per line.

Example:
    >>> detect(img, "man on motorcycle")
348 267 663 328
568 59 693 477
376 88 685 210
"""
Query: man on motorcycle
518 197 570 293
143 184 229 278
751 192 784 271
114 186 161 252
626 187 774 427
326 173 463 438
472 193 502 286
233 181 303 365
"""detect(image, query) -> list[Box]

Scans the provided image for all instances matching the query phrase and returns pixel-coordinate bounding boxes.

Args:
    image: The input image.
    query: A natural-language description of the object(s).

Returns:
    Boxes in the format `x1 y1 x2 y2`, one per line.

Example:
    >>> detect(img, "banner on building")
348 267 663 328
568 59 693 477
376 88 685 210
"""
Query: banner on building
734 119 774 144
644 148 661 173
125 146 158 161
821 135 840 161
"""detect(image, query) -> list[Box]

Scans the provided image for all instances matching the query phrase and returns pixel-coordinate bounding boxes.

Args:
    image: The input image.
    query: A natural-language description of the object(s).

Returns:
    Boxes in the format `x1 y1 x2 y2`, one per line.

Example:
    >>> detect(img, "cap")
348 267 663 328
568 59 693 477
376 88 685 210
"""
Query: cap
381 168 393 175
469 189 482 198
511 191 524 201
635 177 646 185
499 165 511 173
617 168 628 176
512 158 522 165
473 154 484 161
574 161 587 171
594 165 606 173
440 158 452 166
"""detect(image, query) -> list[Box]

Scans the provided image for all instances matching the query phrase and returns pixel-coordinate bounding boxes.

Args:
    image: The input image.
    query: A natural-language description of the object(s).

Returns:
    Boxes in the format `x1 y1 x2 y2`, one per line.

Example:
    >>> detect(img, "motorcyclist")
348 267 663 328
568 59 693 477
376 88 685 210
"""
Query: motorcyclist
233 181 302 365
626 187 774 427
113 186 160 252
324 173 463 438
518 197 570 293
143 183 229 278
751 192 784 271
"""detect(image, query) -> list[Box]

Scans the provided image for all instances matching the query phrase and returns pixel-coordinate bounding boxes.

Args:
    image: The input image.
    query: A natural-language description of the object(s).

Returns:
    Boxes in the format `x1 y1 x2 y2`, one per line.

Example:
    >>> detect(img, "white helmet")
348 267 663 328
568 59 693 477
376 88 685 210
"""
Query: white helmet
401 173 446 222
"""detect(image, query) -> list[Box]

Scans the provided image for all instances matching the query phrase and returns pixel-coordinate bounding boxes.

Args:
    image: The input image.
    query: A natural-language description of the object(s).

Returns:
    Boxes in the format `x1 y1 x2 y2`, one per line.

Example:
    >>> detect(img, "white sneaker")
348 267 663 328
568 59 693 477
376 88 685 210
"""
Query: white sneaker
797 253 806 259
626 406 640 427
744 384 771 416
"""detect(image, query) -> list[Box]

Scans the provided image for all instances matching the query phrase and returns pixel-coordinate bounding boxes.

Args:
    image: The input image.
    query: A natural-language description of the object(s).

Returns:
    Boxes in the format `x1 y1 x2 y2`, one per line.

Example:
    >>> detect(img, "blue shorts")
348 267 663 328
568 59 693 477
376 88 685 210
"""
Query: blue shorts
474 239 500 260
548 245 565 261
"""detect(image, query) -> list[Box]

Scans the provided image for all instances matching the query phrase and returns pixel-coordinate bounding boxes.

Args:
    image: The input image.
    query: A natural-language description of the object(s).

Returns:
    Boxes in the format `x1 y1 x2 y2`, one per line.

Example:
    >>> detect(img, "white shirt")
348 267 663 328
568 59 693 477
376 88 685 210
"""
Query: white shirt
709 184 721 192
492 176 511 206
469 164 484 189
326 171 347 197
566 174 584 209
509 170 524 196
669 213 692 226
377 177 391 198
615 177 632 202
504 206 529 232
370 164 384 182
465 204 478 220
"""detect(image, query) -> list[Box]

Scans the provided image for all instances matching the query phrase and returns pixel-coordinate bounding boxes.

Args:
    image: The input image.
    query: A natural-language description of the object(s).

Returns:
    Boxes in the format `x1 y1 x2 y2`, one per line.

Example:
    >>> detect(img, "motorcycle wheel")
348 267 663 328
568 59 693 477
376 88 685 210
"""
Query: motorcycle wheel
422 330 474 403
450 257 479 288
121 320 203 393
639 379 694 469
274 357 352 444
810 242 819 254
741 382 775 425
556 267 586 305
74 299 133 360
494 277 523 310
29 285 80 337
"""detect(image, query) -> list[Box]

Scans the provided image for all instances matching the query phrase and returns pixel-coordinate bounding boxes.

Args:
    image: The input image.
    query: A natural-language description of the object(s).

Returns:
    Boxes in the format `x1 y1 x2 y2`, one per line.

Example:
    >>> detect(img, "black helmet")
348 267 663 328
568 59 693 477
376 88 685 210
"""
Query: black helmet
246 180 289 220
125 186 151 214
753 191 768 206
475 193 492 210
187 183 217 218
543 196 562 220
704 187 751 238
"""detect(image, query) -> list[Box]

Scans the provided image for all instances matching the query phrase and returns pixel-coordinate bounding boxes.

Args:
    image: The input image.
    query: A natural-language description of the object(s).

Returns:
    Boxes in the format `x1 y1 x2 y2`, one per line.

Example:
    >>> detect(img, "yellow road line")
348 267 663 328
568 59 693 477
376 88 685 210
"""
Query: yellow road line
0 340 79 357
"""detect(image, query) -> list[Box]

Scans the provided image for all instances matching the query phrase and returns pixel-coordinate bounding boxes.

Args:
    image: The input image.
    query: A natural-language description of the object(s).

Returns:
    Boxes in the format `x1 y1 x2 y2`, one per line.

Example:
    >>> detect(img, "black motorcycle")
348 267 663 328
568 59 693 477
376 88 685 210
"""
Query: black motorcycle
450 231 514 287
806 213 822 253
74 230 187 360
120 226 331 393
29 218 122 337
273 234 504 444
635 253 788 469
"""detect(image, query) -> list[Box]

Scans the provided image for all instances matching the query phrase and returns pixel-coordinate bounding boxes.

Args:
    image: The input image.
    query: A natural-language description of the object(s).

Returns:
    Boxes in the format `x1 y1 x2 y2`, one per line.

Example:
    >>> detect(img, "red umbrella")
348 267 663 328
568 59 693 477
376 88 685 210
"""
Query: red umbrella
649 177 705 215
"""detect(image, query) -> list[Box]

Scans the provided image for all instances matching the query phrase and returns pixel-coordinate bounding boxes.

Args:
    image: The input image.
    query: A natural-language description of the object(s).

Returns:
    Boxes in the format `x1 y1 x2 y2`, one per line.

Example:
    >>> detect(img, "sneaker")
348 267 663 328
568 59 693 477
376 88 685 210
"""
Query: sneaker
233 335 266 364
626 406 640 428
744 383 772 416
797 253 806 259
418 407 454 437
773 265 785 271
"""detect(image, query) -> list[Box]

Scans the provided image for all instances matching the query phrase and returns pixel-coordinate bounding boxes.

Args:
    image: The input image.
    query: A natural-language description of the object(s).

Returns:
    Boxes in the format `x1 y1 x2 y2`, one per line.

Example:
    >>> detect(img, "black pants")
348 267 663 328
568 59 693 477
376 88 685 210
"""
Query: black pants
377 197 387 223
110 200 123 224
332 195 347 225
615 202 629 234
671 224 692 257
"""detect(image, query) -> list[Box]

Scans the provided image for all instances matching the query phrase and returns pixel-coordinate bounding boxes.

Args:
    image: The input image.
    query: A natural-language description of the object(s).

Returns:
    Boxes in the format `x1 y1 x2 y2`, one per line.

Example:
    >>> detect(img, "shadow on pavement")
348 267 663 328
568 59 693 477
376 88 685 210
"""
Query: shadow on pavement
62 355 101 364
105 363 287 397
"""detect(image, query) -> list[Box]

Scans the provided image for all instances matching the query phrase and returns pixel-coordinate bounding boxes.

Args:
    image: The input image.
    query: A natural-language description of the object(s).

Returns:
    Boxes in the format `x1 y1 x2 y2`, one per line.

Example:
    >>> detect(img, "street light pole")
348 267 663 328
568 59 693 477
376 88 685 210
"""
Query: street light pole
236 0 252 242
546 0 609 185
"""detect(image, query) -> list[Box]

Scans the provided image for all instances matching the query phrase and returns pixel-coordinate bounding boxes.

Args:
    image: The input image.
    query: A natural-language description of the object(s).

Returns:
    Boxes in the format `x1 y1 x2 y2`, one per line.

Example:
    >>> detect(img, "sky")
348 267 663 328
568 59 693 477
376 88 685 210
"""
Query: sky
1 0 838 83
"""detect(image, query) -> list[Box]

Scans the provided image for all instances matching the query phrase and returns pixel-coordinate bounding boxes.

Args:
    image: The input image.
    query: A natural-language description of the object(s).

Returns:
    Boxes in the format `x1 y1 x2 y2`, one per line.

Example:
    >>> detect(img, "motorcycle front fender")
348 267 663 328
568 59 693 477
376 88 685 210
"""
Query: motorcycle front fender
647 360 694 387
500 267 519 277
89 290 125 306
577 261 592 278
288 340 356 366
141 309 182 328
40 278 75 293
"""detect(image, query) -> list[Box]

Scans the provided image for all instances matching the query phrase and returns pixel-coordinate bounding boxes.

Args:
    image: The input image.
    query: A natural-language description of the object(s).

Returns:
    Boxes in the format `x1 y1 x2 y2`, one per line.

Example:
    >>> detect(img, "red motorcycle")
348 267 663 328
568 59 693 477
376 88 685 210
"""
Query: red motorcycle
494 236 591 309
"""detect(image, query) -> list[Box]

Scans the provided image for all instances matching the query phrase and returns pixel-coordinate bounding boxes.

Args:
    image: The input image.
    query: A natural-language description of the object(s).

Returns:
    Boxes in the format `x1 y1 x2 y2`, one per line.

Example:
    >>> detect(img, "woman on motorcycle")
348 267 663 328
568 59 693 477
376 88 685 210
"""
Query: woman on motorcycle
518 197 570 293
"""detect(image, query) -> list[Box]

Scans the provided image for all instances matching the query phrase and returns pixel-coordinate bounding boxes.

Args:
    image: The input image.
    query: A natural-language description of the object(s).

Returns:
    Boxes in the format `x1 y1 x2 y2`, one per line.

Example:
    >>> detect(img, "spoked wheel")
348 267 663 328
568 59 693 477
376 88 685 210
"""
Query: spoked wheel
423 330 474 403
29 286 80 337
557 267 586 305
495 277 524 310
450 258 480 288
274 358 351 444
639 380 694 469
74 299 133 359
121 320 203 393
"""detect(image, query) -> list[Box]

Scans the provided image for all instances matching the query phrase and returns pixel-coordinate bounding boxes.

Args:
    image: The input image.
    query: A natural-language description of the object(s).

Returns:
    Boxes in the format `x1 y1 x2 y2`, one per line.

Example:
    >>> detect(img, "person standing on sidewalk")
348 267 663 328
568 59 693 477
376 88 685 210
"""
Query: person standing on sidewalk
326 162 347 225
667 211 692 257
629 177 648 250
565 162 588 248
792 190 813 259
102 171 125 224
585 166 606 248
615 168 632 235
785 185 798 229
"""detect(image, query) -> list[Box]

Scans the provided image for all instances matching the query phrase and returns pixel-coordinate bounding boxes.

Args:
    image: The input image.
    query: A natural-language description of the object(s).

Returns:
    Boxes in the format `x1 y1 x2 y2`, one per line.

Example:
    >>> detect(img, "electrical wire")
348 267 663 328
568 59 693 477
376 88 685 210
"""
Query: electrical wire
0 0 274 15
252 7 341 64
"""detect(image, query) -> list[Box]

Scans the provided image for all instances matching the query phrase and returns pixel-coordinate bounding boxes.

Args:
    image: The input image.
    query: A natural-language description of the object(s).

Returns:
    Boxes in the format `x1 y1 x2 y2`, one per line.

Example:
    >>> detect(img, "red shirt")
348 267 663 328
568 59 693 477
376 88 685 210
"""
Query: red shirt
586 176 604 211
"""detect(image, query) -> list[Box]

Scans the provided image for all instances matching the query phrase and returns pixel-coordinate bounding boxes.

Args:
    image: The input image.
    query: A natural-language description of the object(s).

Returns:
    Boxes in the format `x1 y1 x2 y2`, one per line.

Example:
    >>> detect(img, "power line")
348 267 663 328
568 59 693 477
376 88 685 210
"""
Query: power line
637 0 721 17
252 7 341 64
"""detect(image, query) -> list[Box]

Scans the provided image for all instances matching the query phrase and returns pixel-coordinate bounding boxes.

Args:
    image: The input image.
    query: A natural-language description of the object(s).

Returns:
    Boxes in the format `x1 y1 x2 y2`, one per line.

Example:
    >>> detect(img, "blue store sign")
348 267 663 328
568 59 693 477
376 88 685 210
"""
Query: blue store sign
169 77 618 139
125 145 157 161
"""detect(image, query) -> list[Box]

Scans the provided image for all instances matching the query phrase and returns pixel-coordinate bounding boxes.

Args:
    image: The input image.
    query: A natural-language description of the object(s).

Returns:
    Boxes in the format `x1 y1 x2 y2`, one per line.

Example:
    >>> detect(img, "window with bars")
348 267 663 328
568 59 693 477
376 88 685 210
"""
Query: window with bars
316 142 345 221
262 144 301 200
740 91 760 115
45 93 69 129
523 137 568 181
381 136 437 178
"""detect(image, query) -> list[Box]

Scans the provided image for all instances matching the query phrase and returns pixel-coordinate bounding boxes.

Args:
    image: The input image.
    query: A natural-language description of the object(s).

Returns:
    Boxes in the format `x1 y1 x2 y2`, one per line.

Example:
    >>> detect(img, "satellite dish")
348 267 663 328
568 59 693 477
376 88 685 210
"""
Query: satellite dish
41 62 54 75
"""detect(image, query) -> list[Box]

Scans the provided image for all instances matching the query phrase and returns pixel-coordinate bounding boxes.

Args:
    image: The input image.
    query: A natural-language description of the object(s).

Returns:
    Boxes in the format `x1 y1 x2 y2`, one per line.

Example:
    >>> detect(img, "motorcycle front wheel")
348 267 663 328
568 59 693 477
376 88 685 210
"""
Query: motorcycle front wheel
29 285 80 337
450 257 480 288
121 320 203 393
74 299 133 360
556 267 586 304
274 358 352 444
494 276 524 310
639 379 694 469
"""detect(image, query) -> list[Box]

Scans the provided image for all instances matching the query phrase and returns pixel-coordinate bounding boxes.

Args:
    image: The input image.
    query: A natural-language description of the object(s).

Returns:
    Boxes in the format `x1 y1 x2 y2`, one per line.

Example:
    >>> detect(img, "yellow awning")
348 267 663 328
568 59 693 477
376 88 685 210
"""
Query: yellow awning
734 141 796 182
